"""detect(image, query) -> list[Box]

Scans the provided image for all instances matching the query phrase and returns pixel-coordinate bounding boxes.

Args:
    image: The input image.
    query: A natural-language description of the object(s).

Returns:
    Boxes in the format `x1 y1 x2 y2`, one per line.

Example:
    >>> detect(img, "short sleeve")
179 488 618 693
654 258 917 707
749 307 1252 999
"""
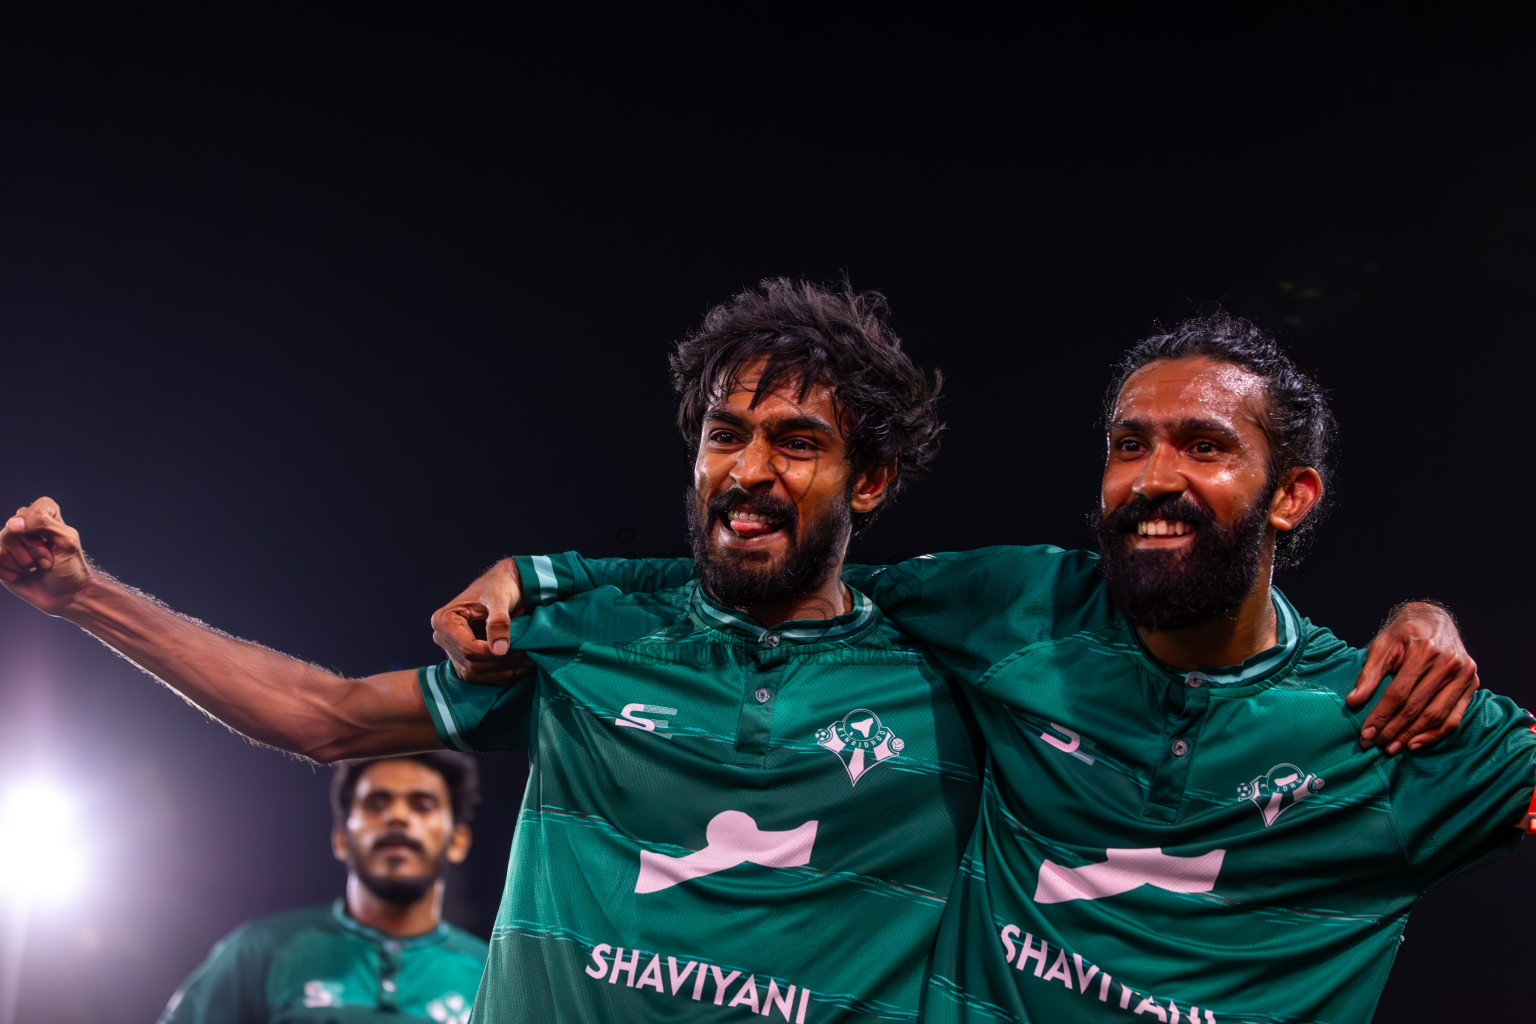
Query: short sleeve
1391 690 1536 890
866 545 1111 680
512 552 693 605
418 661 537 753
156 925 269 1024
419 588 683 752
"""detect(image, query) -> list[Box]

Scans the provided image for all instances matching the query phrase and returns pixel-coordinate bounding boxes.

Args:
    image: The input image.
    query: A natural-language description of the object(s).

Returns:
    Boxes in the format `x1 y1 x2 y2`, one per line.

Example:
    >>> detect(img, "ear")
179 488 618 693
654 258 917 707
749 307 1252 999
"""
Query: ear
1269 466 1323 532
331 828 349 864
850 461 896 514
446 823 472 865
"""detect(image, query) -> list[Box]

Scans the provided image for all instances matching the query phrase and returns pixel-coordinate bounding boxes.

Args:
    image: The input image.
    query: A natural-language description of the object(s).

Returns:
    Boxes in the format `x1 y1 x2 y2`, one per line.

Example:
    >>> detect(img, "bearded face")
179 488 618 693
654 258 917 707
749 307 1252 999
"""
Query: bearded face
1093 487 1271 632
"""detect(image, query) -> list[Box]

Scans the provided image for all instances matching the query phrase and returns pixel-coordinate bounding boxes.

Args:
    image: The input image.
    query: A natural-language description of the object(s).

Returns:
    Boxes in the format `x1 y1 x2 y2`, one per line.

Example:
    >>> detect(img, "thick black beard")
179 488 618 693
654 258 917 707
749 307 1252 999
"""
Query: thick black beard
686 485 849 610
348 835 443 907
1093 491 1270 632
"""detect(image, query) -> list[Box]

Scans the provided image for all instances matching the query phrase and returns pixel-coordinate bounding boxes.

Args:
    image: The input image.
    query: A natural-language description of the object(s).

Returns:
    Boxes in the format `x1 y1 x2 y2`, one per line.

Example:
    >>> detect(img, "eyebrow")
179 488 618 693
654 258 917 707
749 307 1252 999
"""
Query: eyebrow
704 408 837 436
1111 417 1243 444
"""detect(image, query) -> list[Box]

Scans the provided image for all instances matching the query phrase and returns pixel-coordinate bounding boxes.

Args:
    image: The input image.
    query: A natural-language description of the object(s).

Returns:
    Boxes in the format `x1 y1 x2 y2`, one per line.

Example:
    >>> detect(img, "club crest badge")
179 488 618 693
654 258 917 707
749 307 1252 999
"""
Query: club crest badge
817 709 903 785
1237 763 1325 827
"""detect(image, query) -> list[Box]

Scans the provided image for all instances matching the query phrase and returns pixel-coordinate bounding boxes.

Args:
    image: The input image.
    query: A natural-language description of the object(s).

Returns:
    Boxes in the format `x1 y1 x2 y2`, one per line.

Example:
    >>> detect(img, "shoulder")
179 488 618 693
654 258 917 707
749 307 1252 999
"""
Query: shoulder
516 584 696 651
1287 619 1367 698
233 903 335 948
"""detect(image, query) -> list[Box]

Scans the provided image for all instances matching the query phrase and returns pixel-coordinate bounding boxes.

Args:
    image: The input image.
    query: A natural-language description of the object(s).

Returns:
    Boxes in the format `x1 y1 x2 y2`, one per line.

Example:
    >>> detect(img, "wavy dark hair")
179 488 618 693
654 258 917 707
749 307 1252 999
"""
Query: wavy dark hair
330 752 481 829
1103 308 1337 566
673 277 943 534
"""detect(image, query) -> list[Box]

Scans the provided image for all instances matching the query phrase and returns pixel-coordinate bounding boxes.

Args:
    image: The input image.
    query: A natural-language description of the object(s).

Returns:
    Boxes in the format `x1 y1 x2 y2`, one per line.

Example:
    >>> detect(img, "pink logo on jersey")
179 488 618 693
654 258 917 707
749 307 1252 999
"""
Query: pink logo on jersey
1238 762 1325 827
816 709 903 785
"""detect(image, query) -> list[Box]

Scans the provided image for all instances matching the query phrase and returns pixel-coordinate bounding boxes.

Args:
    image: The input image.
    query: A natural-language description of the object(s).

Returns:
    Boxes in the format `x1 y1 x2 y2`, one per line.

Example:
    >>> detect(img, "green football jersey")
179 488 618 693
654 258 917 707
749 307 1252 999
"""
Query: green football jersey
536 547 1536 1023
415 569 982 1023
158 900 487 1023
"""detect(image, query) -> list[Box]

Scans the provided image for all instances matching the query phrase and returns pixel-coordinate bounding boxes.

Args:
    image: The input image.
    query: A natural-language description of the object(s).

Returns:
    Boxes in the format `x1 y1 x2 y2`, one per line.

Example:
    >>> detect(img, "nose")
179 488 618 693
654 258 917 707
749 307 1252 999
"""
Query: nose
1132 442 1184 501
384 797 410 828
729 435 778 492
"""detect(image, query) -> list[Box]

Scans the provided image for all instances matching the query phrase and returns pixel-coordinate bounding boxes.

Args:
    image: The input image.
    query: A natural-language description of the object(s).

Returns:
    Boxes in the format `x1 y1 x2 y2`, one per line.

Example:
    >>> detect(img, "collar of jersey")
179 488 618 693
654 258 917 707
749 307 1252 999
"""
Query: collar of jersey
330 898 449 948
1131 589 1301 687
690 582 876 643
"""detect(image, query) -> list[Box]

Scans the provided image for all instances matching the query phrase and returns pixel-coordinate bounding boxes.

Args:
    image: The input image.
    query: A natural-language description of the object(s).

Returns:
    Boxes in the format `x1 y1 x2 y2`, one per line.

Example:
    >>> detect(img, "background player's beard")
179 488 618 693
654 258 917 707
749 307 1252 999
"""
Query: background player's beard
687 485 850 610
346 834 446 907
1093 490 1270 632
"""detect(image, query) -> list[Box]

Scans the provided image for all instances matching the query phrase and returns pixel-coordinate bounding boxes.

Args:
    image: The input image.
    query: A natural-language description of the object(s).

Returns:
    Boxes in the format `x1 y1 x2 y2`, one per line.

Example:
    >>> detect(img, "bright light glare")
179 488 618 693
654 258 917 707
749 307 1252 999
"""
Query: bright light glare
0 781 86 904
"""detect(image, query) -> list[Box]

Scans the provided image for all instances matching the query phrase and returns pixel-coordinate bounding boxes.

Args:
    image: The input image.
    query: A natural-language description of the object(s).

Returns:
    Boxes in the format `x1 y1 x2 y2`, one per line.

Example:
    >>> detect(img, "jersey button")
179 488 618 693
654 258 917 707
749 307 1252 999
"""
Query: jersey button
382 979 397 993
754 687 772 704
1186 672 1207 688
1171 739 1190 757
760 632 781 648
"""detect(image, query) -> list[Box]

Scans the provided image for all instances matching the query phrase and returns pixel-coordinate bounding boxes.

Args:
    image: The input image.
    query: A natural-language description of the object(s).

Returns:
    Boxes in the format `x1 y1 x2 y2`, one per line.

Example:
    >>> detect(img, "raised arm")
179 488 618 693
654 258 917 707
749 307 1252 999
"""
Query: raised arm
0 498 439 762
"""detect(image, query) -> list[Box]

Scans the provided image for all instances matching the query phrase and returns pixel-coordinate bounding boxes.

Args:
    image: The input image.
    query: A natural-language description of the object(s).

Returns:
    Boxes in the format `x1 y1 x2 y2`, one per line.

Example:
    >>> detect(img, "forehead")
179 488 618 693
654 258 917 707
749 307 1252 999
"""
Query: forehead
711 356 839 422
352 760 448 802
1113 355 1269 430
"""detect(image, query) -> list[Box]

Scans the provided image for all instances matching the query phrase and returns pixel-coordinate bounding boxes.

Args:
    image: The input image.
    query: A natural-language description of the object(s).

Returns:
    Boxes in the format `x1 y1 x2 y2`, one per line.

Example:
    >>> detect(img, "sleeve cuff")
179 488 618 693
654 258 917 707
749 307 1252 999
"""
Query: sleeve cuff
512 553 591 607
417 663 477 752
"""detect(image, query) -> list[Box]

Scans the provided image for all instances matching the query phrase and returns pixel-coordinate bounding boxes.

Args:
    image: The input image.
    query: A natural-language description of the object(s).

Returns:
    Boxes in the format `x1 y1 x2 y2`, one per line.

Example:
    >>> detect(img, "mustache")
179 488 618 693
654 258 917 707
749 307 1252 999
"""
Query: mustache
371 831 424 854
705 487 799 530
1096 494 1217 535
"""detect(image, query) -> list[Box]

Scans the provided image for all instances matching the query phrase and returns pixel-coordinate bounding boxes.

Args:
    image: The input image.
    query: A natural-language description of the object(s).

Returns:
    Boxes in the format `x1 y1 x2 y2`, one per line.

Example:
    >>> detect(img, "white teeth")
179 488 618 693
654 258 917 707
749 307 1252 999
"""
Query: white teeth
1136 520 1190 537
729 511 776 524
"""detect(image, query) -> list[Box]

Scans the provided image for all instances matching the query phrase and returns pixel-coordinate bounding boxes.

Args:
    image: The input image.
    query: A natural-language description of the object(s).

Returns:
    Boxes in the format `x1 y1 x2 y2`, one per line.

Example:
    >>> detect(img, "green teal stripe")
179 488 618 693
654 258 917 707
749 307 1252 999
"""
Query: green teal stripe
420 664 473 752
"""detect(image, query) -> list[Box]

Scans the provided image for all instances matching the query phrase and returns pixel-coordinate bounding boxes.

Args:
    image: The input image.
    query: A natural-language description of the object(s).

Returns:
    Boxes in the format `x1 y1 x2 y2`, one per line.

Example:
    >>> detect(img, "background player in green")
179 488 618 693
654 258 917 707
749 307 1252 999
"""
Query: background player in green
0 286 1481 1023
159 753 487 1023
505 311 1527 1022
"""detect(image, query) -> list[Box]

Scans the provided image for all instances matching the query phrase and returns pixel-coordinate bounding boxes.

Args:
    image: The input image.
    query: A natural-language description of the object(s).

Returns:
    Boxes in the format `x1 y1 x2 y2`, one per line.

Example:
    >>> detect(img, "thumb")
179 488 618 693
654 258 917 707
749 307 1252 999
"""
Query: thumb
487 611 512 657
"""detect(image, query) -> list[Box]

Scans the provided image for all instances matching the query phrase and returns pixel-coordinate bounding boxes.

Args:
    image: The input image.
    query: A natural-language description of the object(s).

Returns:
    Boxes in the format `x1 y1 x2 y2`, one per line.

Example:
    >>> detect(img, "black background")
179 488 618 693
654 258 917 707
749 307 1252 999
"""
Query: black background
0 6 1531 1021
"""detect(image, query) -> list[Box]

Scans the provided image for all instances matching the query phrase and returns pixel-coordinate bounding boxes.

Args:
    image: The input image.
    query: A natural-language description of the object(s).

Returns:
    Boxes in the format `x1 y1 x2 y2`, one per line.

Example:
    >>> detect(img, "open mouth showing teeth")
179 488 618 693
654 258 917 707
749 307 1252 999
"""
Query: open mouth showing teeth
1136 519 1192 537
726 509 786 536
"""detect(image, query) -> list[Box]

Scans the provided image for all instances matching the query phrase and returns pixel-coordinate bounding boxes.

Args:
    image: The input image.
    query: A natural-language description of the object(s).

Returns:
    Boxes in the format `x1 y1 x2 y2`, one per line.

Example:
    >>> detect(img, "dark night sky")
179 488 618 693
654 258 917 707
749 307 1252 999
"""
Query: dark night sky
1 7 1532 1021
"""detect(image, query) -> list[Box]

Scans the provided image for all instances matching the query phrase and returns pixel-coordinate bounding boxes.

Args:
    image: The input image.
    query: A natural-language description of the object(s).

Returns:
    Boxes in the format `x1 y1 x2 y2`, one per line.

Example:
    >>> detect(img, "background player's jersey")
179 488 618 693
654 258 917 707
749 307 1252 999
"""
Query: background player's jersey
544 547 1536 1024
416 567 981 1024
157 900 486 1023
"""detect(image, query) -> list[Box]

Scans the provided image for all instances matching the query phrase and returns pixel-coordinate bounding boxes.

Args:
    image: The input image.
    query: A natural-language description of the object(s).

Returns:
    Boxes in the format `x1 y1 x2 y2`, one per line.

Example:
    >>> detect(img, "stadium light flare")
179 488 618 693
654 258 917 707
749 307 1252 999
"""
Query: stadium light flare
0 781 86 904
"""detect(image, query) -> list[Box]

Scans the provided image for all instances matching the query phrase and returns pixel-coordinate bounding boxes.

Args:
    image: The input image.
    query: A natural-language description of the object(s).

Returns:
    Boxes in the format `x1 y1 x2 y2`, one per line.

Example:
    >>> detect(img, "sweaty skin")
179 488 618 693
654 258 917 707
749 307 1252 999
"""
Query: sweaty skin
1103 355 1322 669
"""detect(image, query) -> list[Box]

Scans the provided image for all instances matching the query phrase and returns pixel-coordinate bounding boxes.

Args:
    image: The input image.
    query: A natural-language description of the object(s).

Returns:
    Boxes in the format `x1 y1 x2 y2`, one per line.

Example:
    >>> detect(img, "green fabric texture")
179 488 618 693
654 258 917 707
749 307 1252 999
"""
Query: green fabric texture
158 900 486 1023
549 546 1536 1023
417 578 982 1022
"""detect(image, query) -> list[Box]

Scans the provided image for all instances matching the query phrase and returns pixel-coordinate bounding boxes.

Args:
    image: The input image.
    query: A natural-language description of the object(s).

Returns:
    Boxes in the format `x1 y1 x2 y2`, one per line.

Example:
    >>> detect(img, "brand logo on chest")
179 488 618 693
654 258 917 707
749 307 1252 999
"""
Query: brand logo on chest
1237 762 1325 826
816 708 903 785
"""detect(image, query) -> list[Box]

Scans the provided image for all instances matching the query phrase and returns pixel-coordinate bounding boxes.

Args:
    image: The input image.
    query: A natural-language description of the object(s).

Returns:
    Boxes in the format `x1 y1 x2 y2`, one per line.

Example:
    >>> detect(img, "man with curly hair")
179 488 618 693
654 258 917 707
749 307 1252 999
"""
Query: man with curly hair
1 279 974 1023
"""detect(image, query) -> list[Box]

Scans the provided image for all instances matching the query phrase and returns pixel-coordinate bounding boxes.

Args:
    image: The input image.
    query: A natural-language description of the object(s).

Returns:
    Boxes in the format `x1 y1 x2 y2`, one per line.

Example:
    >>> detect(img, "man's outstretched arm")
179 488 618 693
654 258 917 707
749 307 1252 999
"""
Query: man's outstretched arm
0 498 440 762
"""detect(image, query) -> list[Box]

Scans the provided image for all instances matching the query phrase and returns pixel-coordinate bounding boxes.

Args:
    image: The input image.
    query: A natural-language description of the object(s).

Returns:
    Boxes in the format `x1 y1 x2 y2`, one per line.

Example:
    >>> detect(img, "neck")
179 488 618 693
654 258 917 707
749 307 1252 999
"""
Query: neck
1137 571 1278 671
344 875 444 938
734 560 851 627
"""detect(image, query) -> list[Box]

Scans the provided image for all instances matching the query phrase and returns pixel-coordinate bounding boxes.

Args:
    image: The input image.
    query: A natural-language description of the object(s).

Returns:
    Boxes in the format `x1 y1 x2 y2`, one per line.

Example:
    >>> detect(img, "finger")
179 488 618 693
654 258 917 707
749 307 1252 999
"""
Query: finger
461 654 533 686
1370 653 1466 753
1359 648 1436 747
486 611 512 657
1347 640 1398 708
0 531 39 572
1386 661 1463 751
1404 674 1479 750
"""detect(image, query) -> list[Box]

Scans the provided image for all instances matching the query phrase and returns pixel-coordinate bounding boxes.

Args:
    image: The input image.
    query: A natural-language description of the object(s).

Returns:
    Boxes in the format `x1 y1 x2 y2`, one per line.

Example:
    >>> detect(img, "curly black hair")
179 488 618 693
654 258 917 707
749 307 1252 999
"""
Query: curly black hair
330 752 481 829
1104 308 1337 566
672 278 943 534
